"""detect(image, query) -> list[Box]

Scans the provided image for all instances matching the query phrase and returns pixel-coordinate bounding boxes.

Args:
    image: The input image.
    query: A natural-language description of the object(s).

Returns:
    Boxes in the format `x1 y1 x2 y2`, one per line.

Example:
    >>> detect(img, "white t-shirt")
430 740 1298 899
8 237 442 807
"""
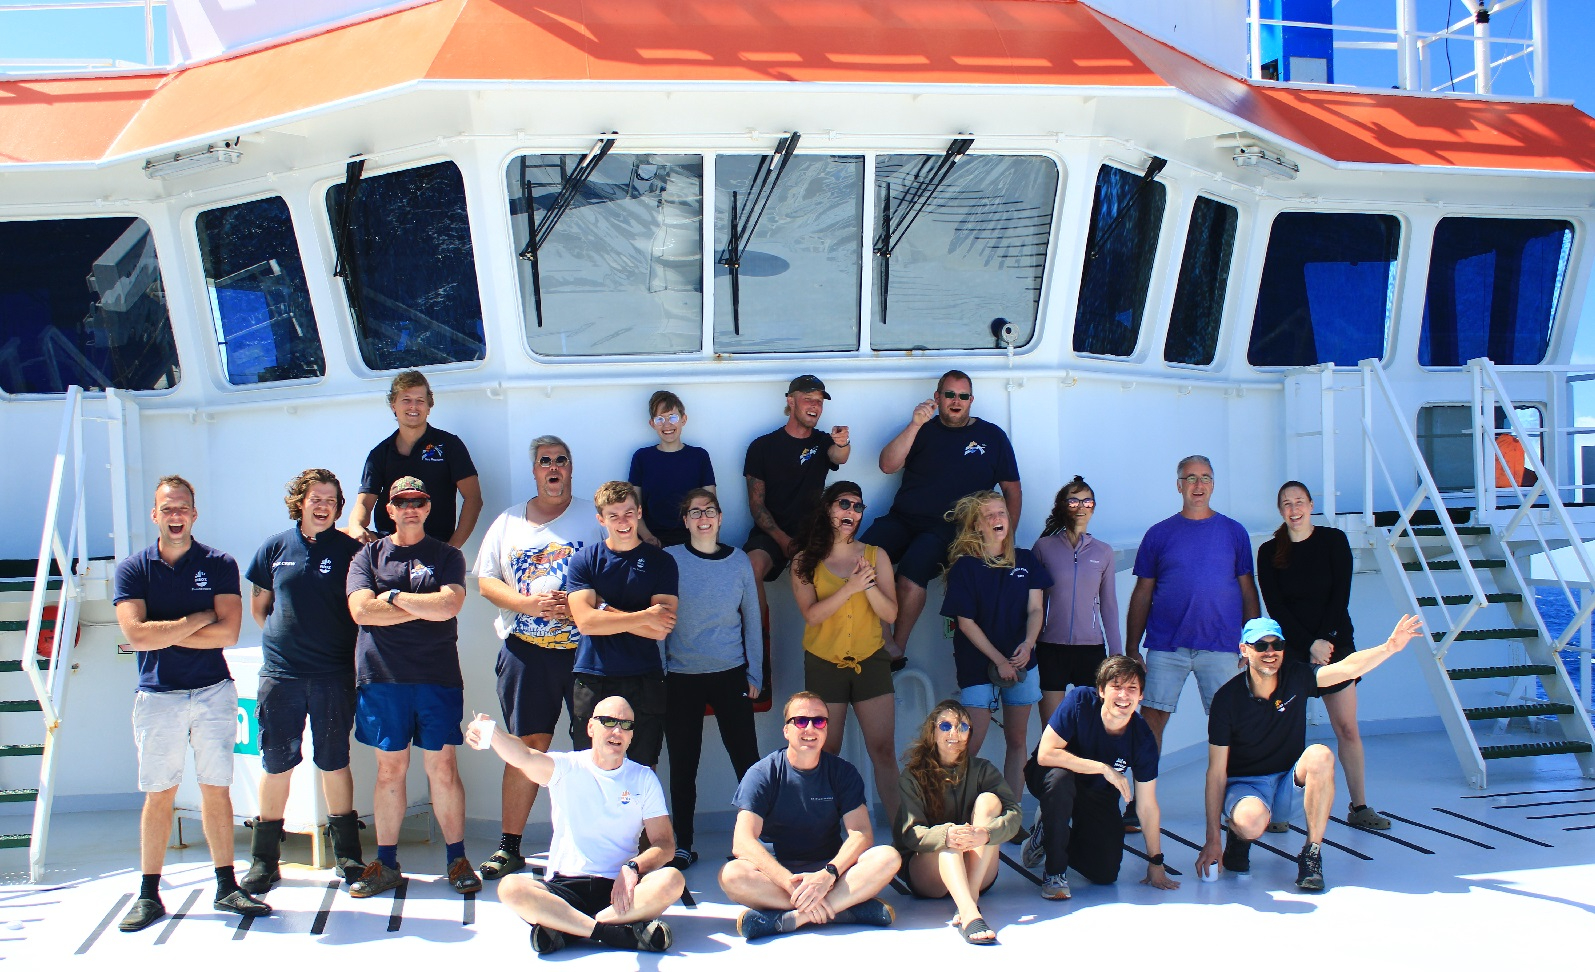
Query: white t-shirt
545 750 668 879
473 502 603 644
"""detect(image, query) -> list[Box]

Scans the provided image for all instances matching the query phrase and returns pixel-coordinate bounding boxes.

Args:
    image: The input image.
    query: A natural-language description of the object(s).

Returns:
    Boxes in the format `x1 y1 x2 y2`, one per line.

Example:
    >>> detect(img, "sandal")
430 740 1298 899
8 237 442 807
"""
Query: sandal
478 849 525 880
957 916 998 945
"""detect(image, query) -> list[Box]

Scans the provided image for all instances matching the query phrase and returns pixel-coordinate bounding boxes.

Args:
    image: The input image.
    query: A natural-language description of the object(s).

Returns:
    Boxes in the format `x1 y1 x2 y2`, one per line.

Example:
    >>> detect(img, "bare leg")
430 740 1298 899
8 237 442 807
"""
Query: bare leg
321 766 355 817
501 733 553 833
372 748 410 847
1323 687 1368 807
966 705 994 764
421 746 467 844
720 849 896 928
140 786 177 875
748 549 774 647
853 693 900 821
593 869 687 923
1141 707 1171 750
890 579 927 657
258 771 292 821
1000 704 1031 800
719 859 797 910
1295 744 1336 844
1228 796 1272 841
198 783 236 868
821 702 849 756
1039 690 1067 729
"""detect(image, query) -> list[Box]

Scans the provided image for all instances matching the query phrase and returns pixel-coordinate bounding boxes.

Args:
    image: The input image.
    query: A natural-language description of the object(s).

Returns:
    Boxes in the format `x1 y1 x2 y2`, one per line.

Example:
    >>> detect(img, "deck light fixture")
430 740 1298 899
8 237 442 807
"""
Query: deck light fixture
1231 145 1299 180
143 142 243 180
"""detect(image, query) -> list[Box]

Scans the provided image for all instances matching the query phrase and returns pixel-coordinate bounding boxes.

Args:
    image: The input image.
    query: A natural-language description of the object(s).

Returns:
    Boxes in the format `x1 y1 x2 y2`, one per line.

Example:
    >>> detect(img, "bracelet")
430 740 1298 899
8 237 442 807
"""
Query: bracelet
1148 853 1165 867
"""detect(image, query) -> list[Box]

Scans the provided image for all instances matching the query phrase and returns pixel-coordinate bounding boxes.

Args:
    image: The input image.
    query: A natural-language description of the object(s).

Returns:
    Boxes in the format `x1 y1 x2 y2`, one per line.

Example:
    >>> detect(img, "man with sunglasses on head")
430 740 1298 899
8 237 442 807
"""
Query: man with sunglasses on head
468 696 683 954
1195 615 1422 892
866 370 1020 669
473 435 604 881
720 691 898 940
345 476 480 898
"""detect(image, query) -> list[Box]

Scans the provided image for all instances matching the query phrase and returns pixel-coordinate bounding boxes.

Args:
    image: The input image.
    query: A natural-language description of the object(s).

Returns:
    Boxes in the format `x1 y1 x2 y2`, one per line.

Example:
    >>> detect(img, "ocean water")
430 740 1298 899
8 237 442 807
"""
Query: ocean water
1533 585 1595 720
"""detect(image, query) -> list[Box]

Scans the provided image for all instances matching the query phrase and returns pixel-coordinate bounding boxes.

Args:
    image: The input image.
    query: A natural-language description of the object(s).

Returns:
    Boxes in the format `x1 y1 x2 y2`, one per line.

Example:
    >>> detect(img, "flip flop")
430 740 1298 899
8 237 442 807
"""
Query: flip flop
957 916 998 945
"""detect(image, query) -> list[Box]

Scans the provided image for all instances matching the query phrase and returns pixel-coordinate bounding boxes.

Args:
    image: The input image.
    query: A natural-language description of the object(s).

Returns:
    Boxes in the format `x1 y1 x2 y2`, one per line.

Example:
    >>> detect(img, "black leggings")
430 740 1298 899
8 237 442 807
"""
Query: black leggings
664 668 760 851
1023 755 1124 883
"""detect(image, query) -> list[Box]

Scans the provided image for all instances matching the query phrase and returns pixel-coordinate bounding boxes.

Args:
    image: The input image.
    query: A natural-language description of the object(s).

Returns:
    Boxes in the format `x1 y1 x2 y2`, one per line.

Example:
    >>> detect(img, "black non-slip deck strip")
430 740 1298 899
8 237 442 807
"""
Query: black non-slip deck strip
232 912 255 940
1564 824 1595 831
1328 815 1434 854
1461 786 1595 799
74 892 131 955
1286 826 1373 861
310 880 339 934
386 877 409 932
1492 797 1595 810
889 875 912 896
463 892 475 925
1432 808 1553 848
1158 828 1204 852
1525 810 1595 821
1379 812 1495 850
997 851 1042 886
153 889 202 945
1123 845 1183 876
1248 839 1297 862
678 886 696 909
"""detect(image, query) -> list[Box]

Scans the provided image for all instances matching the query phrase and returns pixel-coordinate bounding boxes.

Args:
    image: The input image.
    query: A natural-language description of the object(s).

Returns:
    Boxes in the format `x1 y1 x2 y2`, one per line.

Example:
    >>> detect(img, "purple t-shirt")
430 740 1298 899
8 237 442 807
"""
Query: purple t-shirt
1132 512 1253 653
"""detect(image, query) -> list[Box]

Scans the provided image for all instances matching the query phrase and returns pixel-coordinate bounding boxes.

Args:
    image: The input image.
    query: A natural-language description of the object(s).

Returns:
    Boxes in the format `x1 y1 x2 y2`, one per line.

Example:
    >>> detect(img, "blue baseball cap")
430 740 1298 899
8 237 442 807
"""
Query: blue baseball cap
1240 617 1284 646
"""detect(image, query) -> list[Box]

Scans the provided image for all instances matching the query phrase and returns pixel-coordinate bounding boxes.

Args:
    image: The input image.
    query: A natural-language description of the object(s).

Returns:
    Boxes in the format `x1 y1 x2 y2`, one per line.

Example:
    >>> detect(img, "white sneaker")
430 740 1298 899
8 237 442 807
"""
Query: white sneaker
1020 814 1045 869
1041 873 1071 900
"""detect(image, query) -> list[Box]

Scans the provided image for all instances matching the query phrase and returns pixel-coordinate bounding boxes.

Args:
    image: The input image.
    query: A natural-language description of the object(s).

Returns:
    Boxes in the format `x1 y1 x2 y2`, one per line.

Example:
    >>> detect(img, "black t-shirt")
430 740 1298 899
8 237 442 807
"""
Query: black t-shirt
742 427 837 536
1208 660 1323 778
566 542 680 678
359 425 478 541
246 527 362 680
346 534 467 687
114 541 239 693
889 417 1019 522
1256 527 1355 657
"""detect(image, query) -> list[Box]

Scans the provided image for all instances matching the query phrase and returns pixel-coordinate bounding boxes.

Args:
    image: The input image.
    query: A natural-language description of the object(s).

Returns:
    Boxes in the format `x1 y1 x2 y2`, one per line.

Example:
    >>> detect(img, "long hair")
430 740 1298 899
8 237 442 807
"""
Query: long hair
1271 480 1312 569
900 700 973 824
1041 475 1094 538
945 490 1014 570
792 481 863 585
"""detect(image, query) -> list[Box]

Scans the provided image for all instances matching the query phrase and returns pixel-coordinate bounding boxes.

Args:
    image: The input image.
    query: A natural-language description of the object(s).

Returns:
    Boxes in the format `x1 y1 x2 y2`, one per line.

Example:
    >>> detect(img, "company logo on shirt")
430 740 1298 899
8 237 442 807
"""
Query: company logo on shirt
319 558 333 575
409 562 434 588
421 443 445 462
273 560 295 568
1274 695 1297 713
1011 567 1029 579
619 789 632 806
963 441 987 456
1112 757 1129 774
797 447 820 465
193 570 210 590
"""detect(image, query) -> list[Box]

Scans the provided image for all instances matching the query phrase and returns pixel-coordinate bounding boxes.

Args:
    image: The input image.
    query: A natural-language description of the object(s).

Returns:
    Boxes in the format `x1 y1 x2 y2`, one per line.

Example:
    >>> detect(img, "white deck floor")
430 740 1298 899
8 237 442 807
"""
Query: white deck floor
4 728 1595 966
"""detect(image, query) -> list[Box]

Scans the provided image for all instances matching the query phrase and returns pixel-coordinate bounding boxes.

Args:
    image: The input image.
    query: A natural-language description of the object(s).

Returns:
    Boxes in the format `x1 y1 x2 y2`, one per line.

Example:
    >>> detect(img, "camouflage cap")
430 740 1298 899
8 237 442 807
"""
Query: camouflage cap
388 476 430 499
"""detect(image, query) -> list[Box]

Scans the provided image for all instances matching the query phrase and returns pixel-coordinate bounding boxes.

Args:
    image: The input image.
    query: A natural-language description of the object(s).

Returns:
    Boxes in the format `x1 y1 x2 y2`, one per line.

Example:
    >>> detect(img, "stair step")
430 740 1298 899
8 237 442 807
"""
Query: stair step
0 834 28 849
0 789 38 804
1374 508 1473 528
0 744 43 757
1450 664 1557 680
1431 628 1539 642
0 580 62 593
0 700 43 713
1407 525 1492 537
0 556 112 579
0 619 55 633
1404 559 1507 571
0 660 51 673
1465 702 1576 720
1480 740 1595 760
1416 592 1523 607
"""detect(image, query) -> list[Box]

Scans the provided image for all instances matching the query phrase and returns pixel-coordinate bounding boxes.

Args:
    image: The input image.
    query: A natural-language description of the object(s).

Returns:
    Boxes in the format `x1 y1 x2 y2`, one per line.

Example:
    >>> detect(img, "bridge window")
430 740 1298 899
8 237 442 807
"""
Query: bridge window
1165 197 1238 366
0 217 179 394
1419 217 1573 367
1249 212 1400 368
871 154 1057 351
1075 163 1166 358
197 197 324 385
325 160 485 371
508 151 703 356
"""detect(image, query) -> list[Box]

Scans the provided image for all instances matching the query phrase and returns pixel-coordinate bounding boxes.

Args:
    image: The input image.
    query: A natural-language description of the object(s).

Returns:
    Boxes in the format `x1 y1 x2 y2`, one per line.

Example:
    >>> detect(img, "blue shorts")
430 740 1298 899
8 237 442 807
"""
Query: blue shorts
355 683 465 752
1224 770 1300 824
861 512 957 587
958 671 1042 709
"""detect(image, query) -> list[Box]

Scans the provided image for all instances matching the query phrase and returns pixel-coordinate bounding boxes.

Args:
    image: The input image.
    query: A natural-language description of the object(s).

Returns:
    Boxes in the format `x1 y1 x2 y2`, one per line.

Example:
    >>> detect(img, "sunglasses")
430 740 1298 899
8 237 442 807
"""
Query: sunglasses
941 390 972 401
651 413 683 426
536 455 572 468
391 497 429 509
1066 497 1096 508
1247 640 1285 653
937 720 972 734
785 715 829 729
835 498 866 513
686 507 721 519
593 715 636 731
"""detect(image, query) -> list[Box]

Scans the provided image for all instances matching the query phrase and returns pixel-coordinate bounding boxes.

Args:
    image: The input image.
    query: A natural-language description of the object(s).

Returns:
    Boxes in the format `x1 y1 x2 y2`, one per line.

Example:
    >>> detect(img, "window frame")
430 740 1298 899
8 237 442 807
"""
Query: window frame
1070 158 1171 364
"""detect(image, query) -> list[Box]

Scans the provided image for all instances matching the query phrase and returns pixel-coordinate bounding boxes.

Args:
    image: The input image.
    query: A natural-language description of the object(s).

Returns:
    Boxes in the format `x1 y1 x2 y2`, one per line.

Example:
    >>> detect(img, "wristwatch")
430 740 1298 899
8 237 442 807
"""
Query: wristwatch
1148 853 1166 867
624 860 641 875
823 863 840 879
385 589 400 604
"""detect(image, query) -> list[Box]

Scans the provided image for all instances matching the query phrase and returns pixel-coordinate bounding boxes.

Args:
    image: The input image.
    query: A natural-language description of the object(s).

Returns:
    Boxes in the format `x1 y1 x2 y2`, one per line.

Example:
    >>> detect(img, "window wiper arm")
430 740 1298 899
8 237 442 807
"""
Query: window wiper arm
518 135 617 327
1085 157 1167 261
718 132 801 335
331 159 367 337
873 136 973 327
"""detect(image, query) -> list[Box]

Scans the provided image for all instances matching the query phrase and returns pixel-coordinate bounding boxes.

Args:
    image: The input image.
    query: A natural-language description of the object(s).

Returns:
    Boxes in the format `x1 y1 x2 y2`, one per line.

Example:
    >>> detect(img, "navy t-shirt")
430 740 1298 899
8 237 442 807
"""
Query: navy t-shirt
246 527 361 680
940 549 1053 688
889 417 1019 523
346 534 467 687
1047 686 1160 792
733 749 865 864
566 542 680 678
742 428 837 536
359 425 478 541
1208 660 1323 778
628 444 716 542
114 541 239 693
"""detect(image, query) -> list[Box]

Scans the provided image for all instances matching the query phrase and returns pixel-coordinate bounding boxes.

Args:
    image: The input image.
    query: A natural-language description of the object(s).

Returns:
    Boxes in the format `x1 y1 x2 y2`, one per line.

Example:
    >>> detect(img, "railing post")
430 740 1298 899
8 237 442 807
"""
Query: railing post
1397 0 1420 90
1531 0 1549 98
1472 1 1492 95
1249 0 1264 81
1321 364 1337 518
1362 361 1375 527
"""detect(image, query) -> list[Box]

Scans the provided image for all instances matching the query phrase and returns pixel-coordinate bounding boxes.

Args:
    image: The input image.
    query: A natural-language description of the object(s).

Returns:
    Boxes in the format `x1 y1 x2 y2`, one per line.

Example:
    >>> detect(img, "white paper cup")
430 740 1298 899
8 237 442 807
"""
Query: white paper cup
470 717 495 750
1200 865 1219 883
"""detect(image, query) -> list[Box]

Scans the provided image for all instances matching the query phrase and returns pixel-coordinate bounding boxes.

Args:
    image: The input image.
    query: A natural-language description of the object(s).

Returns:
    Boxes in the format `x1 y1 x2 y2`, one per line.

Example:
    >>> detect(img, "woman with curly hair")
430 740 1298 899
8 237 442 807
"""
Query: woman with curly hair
791 481 901 820
895 700 1021 945
1033 476 1122 726
940 490 1052 798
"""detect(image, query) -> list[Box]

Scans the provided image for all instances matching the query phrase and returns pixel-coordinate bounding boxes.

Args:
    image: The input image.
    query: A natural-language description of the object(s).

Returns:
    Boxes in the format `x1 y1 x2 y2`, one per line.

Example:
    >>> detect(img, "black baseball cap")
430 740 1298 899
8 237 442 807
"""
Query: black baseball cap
787 375 831 400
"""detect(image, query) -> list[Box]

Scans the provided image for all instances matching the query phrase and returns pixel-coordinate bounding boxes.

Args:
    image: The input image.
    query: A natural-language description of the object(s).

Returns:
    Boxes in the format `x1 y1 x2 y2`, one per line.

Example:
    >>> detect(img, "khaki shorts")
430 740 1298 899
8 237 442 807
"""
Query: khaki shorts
804 650 894 705
132 679 238 792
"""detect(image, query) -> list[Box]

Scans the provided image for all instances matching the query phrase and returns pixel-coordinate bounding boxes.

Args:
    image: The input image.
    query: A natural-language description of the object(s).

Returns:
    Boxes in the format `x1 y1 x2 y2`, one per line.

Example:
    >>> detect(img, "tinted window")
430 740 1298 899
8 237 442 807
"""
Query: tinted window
1250 212 1400 368
871 154 1057 350
1074 164 1166 357
1165 197 1238 366
509 152 702 356
713 154 863 352
0 217 179 394
326 161 484 371
1420 217 1573 367
196 197 323 385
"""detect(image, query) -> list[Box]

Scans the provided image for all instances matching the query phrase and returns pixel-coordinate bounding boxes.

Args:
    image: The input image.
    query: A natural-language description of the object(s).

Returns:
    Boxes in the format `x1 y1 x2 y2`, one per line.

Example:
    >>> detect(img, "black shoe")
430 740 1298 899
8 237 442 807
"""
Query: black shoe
667 848 698 870
629 919 673 952
1295 843 1325 892
1123 800 1141 834
1222 828 1251 874
214 889 272 917
241 817 284 894
531 924 567 954
118 897 166 932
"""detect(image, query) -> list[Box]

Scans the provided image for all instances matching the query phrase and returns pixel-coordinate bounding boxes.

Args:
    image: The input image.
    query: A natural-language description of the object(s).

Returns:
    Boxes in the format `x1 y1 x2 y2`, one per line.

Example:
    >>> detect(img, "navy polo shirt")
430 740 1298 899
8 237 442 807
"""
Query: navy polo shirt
114 541 239 693
246 526 362 680
889 417 1019 522
359 425 477 541
566 542 679 678
1208 660 1324 778
1048 686 1160 793
346 535 467 687
940 548 1053 688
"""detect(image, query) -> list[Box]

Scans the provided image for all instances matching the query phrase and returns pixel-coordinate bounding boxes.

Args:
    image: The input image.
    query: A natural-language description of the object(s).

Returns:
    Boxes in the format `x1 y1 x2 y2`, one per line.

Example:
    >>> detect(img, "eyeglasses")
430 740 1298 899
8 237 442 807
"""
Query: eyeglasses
937 720 972 734
686 507 721 520
1246 640 1284 653
1179 474 1215 486
835 499 866 513
785 715 829 729
651 414 683 427
593 715 636 731
1066 497 1096 508
941 390 972 401
391 498 429 509
536 455 572 468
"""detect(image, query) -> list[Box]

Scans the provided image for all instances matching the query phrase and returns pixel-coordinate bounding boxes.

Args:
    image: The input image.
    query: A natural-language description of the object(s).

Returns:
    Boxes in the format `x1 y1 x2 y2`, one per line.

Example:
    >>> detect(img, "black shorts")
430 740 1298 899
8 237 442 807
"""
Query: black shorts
256 675 356 775
1288 641 1359 696
743 528 796 581
1036 643 1107 693
542 875 615 917
860 512 956 587
496 638 576 737
572 673 667 765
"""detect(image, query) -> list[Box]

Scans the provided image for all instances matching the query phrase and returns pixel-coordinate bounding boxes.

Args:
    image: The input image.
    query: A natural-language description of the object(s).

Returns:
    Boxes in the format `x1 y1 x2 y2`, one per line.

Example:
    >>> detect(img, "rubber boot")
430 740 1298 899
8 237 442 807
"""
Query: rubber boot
241 818 283 894
327 812 366 885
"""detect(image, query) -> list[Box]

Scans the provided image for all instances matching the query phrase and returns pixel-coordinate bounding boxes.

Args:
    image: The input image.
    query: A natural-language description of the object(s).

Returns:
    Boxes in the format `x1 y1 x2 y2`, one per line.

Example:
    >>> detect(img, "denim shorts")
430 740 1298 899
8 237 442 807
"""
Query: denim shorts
958 670 1042 709
354 683 464 752
132 679 237 792
1224 769 1300 824
1142 648 1243 714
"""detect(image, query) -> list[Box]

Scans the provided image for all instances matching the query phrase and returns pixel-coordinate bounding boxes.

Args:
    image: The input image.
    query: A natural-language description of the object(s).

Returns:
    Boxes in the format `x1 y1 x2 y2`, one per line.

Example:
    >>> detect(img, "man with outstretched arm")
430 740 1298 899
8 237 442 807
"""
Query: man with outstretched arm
1196 615 1423 892
719 691 898 940
468 696 683 954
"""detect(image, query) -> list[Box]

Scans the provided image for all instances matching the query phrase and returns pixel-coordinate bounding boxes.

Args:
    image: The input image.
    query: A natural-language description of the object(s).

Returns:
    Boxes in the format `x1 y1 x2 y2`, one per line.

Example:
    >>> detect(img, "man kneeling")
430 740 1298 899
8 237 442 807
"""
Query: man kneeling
720 691 898 940
466 696 683 953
